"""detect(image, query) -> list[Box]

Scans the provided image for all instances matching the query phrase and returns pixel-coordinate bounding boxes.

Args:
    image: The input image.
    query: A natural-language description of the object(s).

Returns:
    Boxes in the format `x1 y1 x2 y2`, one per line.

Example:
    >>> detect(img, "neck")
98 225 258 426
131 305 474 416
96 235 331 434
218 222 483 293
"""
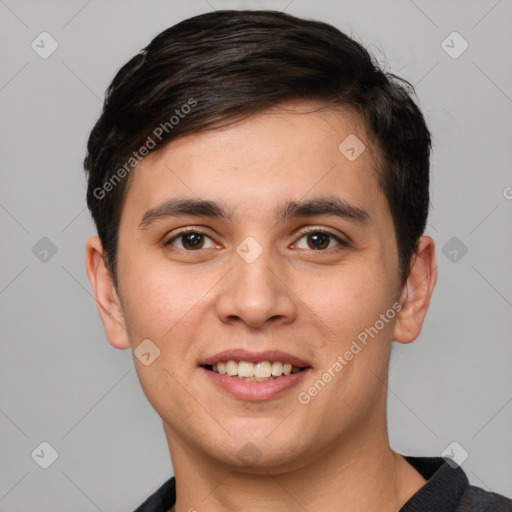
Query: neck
164 422 426 512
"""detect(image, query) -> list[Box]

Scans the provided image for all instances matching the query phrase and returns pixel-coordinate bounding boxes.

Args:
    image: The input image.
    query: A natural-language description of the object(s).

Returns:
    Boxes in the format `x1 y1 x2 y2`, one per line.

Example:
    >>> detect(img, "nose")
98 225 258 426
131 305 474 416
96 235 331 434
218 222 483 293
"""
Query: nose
215 244 297 329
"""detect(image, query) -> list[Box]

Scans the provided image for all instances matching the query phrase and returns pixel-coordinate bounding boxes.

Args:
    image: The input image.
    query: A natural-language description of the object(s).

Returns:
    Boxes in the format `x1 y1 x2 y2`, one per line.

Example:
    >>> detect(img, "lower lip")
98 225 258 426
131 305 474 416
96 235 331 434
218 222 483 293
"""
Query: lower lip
201 367 310 401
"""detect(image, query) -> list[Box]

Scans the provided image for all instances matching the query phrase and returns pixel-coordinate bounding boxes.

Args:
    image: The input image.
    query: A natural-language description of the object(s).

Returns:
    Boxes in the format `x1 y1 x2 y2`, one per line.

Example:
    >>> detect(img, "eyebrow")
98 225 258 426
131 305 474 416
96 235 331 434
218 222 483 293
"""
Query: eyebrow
138 196 371 230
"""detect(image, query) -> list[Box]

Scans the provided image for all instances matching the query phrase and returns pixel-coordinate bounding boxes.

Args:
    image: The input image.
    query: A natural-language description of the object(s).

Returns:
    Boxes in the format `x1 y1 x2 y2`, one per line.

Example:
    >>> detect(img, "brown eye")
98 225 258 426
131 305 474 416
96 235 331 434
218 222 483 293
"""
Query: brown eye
295 230 345 251
181 232 204 250
307 232 330 250
165 230 215 250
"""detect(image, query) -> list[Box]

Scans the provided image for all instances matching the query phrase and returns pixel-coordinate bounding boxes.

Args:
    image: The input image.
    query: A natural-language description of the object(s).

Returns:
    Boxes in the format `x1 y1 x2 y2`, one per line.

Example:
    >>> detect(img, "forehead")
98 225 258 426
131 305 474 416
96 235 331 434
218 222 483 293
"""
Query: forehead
122 100 388 229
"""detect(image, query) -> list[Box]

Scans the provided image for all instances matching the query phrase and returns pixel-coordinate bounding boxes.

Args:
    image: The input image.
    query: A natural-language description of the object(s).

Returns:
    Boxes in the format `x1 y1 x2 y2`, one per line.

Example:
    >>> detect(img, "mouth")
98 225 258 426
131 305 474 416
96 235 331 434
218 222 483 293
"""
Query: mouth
199 350 311 400
202 360 306 381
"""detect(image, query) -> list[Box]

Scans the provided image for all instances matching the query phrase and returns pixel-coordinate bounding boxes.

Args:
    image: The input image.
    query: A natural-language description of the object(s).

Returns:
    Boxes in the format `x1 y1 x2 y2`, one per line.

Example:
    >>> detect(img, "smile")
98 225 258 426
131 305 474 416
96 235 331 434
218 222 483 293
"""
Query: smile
205 360 304 381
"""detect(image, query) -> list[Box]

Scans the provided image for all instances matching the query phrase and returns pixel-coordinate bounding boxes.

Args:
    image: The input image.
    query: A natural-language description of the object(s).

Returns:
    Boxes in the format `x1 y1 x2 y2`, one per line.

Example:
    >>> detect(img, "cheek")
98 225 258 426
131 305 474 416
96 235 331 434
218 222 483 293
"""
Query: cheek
118 259 226 384
292 262 398 373
120 254 209 335
121 276 172 340
121 266 208 414
299 261 389 323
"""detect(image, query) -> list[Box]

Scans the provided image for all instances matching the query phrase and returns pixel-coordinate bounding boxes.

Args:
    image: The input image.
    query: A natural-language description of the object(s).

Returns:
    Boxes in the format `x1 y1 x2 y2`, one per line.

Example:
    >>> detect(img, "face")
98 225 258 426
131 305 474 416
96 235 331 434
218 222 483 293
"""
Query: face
91 100 420 473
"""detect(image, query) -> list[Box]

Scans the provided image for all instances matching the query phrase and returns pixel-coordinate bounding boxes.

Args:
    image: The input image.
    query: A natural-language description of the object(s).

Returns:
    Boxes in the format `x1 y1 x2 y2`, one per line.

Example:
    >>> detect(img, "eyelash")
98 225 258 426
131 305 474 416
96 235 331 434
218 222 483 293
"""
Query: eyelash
164 227 349 251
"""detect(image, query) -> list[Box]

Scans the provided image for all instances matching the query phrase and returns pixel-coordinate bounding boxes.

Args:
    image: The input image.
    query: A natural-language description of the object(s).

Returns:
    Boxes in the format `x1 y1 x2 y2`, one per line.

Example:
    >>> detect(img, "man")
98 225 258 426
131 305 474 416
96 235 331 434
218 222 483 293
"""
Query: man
83 9 512 512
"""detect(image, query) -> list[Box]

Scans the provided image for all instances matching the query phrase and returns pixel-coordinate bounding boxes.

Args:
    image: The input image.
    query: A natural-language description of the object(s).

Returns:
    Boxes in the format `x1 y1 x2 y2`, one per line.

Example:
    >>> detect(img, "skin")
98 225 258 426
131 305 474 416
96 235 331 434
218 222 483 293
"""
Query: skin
86 100 437 512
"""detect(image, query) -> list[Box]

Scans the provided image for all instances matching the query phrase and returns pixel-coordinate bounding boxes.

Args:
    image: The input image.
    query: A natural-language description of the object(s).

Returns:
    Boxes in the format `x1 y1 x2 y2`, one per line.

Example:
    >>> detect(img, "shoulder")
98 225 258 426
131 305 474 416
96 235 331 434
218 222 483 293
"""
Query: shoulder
133 476 176 512
400 455 512 512
456 484 512 512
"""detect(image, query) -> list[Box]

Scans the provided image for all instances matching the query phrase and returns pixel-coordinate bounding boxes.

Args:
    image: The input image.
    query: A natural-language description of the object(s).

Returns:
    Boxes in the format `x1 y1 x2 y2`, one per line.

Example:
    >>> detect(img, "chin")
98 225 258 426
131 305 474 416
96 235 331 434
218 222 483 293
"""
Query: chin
214 448 310 475
203 430 315 474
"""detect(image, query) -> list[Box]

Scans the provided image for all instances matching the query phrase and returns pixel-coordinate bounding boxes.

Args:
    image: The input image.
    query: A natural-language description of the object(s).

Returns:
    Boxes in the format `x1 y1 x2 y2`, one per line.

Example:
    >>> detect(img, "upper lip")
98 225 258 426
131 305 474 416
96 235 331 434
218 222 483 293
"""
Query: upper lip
199 349 311 368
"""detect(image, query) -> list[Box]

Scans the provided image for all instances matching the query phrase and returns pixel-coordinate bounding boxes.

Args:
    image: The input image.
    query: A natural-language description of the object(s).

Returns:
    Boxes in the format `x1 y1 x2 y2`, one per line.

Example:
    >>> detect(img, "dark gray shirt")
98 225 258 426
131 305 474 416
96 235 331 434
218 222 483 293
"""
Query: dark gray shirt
134 455 512 511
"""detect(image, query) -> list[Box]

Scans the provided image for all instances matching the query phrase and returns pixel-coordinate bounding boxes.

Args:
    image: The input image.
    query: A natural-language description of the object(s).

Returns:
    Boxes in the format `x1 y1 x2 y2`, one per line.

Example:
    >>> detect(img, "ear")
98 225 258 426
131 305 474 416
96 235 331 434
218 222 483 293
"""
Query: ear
85 235 131 350
393 235 437 344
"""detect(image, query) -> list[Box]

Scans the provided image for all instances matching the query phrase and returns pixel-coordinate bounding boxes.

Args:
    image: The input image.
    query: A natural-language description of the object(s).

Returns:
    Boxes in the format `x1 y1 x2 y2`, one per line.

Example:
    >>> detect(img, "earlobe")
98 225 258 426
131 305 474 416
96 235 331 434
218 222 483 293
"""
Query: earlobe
393 235 437 345
85 236 131 350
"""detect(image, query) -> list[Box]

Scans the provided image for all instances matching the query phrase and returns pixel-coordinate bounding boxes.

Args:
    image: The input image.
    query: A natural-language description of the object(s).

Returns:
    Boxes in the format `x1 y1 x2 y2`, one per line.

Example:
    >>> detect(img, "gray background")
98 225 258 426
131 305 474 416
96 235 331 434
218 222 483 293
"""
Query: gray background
1 0 511 510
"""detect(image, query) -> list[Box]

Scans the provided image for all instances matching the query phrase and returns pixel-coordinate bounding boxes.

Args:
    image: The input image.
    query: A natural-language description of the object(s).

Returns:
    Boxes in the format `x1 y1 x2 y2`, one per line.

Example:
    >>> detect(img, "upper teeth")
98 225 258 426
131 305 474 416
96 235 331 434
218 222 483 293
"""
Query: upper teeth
212 360 300 378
